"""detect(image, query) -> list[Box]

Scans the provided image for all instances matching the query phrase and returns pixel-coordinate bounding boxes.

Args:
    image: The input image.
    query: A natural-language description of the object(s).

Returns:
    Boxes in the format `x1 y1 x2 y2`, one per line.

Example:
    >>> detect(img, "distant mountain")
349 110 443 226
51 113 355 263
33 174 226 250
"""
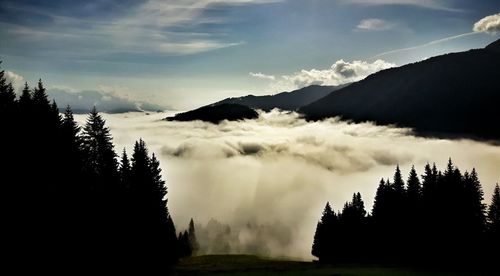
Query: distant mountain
47 89 167 114
300 39 500 140
166 103 258 123
214 85 346 111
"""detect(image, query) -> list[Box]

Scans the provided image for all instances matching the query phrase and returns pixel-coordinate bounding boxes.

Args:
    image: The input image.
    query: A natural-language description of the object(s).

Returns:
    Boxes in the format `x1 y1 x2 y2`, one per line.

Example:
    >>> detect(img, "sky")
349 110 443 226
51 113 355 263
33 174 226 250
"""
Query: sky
1 0 499 110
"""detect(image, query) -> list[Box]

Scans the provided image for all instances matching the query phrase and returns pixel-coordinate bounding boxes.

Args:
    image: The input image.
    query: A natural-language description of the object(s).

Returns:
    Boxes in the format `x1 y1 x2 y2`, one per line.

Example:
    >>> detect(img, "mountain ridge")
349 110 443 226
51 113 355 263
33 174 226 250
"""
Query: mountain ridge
299 39 500 140
213 84 347 111
165 103 258 123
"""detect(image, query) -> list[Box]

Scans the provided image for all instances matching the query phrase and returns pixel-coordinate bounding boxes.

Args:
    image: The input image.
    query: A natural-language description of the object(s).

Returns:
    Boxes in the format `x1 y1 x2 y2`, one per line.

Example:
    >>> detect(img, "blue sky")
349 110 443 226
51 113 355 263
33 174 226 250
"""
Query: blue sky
1 0 499 109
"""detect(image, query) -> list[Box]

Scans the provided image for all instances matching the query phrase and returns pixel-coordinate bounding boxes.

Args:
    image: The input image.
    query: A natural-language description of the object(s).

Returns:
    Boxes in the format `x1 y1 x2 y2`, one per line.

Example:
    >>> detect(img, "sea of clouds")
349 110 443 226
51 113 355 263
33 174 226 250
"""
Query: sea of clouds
74 110 500 260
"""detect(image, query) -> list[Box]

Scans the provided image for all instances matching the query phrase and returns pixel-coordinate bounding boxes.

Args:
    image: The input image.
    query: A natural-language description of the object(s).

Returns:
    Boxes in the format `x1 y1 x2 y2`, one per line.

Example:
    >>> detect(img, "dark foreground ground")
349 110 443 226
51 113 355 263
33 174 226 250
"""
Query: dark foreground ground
171 255 494 276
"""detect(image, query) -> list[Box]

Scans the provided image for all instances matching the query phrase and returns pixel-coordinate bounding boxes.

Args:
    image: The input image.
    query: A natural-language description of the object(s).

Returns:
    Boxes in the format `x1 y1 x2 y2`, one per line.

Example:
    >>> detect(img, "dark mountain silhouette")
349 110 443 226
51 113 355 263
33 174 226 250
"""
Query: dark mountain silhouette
214 85 346 111
485 39 500 52
166 103 258 123
300 39 500 140
168 85 345 124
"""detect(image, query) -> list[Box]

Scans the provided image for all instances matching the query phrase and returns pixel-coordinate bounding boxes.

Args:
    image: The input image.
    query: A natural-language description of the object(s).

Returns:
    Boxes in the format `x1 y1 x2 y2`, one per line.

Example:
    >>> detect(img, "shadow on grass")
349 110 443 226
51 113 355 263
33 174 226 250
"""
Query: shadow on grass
172 255 494 276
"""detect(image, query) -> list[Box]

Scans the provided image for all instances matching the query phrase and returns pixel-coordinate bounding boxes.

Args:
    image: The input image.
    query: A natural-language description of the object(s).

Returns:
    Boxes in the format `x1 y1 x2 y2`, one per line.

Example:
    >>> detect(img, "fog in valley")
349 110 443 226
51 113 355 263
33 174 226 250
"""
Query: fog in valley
75 111 500 260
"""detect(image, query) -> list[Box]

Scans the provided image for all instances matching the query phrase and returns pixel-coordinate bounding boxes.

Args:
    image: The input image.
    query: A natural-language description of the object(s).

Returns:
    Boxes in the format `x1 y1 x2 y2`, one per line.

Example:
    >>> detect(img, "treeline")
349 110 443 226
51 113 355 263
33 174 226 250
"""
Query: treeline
0 66 197 268
312 161 500 266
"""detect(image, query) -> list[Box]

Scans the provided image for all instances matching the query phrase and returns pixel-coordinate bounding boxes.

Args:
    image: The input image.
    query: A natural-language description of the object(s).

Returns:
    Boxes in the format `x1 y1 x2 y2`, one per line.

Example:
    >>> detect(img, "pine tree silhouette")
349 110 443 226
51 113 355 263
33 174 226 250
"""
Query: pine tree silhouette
314 161 493 266
81 107 119 188
312 202 338 262
0 67 181 269
129 139 179 264
119 148 132 188
406 165 423 260
188 218 200 256
407 165 422 205
488 184 500 244
19 82 32 110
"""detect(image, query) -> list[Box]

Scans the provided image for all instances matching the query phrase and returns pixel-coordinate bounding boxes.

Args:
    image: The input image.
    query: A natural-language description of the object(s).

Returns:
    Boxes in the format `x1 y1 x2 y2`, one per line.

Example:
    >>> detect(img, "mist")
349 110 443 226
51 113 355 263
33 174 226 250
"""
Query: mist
75 110 500 260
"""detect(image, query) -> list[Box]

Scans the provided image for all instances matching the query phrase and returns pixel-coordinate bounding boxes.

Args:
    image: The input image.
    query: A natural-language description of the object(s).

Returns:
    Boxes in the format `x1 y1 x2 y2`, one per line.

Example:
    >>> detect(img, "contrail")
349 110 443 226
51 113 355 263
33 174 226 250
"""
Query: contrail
370 31 479 59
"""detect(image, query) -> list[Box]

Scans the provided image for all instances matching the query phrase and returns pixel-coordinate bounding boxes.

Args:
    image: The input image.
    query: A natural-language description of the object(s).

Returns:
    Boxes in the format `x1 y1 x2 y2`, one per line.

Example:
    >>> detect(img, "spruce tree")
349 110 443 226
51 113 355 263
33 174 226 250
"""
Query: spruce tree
19 82 32 110
393 165 406 196
0 65 5 92
352 192 367 218
32 79 50 109
82 106 118 184
312 202 338 261
462 168 486 235
372 178 388 220
188 218 199 256
406 165 423 261
129 139 179 263
62 106 80 139
407 165 421 202
488 184 500 236
0 82 16 109
119 148 132 187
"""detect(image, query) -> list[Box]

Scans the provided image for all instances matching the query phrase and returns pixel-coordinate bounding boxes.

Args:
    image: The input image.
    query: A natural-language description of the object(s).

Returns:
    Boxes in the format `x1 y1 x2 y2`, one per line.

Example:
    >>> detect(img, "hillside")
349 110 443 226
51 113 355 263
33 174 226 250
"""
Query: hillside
166 103 258 123
300 39 500 140
215 85 345 111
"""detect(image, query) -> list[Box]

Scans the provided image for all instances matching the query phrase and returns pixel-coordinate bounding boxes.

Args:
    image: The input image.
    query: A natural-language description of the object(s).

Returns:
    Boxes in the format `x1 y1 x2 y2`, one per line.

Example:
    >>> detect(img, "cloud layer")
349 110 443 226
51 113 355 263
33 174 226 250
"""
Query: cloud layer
77 111 500 259
251 59 395 92
473 13 500 34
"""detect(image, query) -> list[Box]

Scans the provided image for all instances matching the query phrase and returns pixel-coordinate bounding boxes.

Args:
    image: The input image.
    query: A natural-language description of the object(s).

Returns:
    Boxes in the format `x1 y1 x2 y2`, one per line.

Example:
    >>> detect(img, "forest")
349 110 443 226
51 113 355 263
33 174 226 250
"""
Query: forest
0 67 198 269
1 65 499 272
313 162 500 267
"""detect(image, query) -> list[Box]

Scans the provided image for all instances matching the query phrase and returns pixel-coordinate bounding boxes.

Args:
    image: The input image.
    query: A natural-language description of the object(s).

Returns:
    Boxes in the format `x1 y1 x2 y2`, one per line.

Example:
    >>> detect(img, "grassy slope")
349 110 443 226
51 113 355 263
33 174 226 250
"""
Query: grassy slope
172 255 482 276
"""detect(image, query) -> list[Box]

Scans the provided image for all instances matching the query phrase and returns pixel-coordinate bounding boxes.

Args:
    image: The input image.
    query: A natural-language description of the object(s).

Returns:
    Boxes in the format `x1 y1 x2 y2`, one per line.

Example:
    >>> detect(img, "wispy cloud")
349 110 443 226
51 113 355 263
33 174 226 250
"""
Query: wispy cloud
371 12 500 59
157 40 243 55
371 32 478 59
343 0 462 12
2 0 281 57
357 18 396 31
249 72 276 81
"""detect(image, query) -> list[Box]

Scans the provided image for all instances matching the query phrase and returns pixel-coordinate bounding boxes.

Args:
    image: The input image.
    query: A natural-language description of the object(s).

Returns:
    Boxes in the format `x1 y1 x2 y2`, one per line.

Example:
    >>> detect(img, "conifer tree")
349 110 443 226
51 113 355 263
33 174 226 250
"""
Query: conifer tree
119 148 132 186
0 82 16 109
0 65 5 92
62 106 80 138
188 218 199 255
129 139 179 263
32 79 50 109
407 165 421 202
19 82 32 110
462 168 486 235
372 178 388 220
352 192 367 218
82 106 118 183
393 165 406 196
312 202 338 261
488 184 500 237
